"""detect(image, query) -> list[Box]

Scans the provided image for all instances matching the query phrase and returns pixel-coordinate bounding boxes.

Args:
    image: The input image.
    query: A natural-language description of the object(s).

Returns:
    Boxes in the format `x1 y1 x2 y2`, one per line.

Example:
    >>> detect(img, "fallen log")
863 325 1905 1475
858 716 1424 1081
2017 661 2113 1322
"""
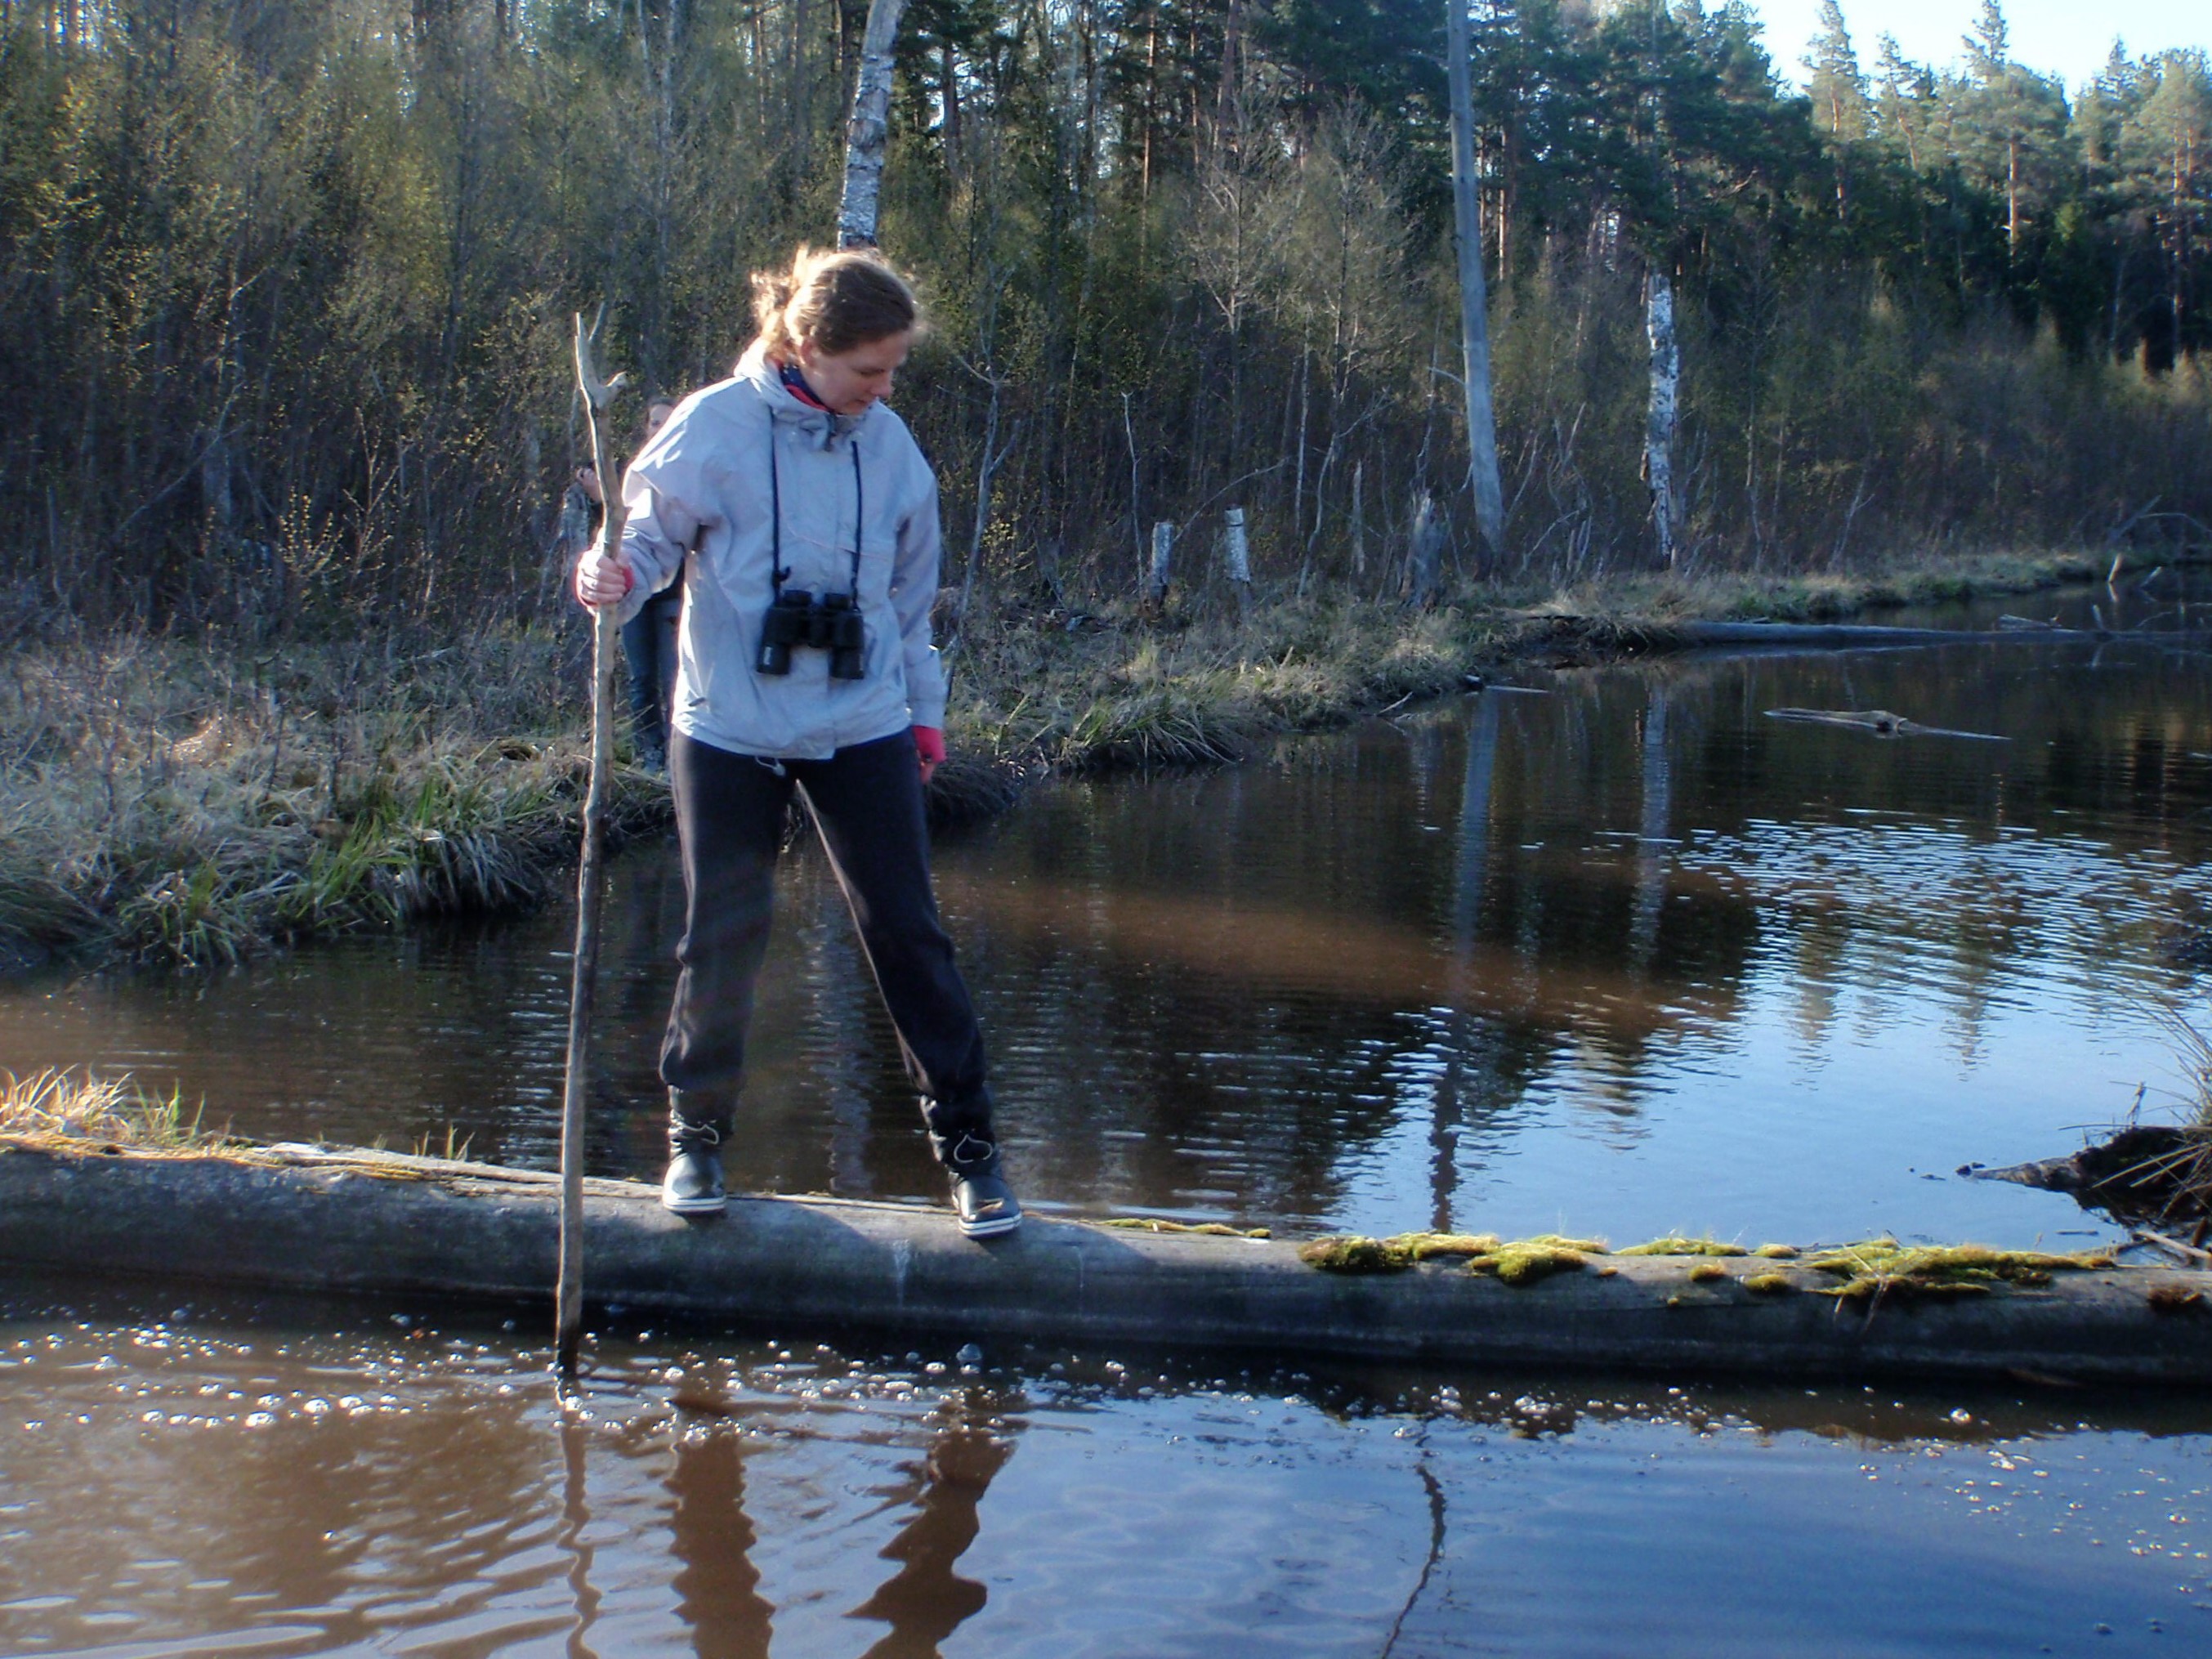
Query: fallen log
1764 708 2010 741
1658 620 2212 650
4 1139 2210 1384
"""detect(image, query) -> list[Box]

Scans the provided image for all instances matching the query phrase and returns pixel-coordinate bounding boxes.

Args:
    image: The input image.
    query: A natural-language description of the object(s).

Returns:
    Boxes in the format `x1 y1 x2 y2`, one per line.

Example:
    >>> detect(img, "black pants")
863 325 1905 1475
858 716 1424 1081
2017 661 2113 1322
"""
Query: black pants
661 729 990 1129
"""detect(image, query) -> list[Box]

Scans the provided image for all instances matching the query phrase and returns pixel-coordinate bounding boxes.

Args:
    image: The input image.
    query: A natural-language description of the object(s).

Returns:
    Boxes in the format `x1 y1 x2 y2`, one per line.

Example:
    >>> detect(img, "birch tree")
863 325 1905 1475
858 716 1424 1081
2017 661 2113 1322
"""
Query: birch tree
839 0 910 247
1444 0 1505 566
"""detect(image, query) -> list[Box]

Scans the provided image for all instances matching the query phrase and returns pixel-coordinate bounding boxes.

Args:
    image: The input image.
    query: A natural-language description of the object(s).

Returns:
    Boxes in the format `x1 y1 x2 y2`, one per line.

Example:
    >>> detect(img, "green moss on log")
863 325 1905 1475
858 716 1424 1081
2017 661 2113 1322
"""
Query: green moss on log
1803 1239 2116 1303
1297 1232 1502 1272
1102 1218 1271 1238
1618 1236 1748 1257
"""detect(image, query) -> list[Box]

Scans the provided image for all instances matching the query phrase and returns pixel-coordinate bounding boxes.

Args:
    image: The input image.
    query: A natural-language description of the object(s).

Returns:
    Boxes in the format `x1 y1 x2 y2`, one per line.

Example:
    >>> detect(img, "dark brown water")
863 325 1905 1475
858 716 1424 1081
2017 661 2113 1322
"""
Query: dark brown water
3 1279 2210 1658
10 577 2212 1652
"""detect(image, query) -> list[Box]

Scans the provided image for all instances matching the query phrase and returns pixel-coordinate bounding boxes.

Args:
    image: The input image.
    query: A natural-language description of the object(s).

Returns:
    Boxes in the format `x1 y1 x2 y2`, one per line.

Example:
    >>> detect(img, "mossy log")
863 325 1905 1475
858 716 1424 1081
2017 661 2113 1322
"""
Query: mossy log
3 1140 2211 1384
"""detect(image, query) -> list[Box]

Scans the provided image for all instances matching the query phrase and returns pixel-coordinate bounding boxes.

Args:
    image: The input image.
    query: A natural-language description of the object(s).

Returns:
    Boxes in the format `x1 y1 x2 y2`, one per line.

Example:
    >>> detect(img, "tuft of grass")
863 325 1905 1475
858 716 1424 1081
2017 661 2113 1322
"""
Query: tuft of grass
1800 1239 2115 1303
409 1124 477 1163
0 1066 232 1153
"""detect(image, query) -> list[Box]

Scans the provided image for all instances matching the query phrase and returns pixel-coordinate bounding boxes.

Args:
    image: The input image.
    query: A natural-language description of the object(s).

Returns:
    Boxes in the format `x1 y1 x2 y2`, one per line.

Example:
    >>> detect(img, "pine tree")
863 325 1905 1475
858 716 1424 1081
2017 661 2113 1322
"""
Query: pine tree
2120 49 2212 366
1964 1 2009 85
1805 0 1868 144
1804 0 1868 222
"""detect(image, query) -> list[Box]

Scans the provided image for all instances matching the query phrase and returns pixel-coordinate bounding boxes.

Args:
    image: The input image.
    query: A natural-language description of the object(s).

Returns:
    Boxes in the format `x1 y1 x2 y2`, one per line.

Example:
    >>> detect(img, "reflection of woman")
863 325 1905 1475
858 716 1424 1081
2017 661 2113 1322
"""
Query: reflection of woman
574 248 1019 1238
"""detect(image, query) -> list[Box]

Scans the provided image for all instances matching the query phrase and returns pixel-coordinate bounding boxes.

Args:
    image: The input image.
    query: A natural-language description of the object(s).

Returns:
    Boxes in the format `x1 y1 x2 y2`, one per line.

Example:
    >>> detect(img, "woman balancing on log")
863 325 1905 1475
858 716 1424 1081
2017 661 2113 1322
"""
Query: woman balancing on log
573 247 1020 1239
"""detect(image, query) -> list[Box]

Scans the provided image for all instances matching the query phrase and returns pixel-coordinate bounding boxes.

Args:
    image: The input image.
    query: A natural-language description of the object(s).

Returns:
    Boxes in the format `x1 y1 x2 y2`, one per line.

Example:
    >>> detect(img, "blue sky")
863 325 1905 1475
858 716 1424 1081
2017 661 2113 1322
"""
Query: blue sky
1747 1 2206 89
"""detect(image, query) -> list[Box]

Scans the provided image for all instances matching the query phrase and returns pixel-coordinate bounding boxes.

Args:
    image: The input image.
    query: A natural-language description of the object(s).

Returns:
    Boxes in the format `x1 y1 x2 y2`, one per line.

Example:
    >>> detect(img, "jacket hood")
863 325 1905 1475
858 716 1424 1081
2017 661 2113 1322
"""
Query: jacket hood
735 341 874 451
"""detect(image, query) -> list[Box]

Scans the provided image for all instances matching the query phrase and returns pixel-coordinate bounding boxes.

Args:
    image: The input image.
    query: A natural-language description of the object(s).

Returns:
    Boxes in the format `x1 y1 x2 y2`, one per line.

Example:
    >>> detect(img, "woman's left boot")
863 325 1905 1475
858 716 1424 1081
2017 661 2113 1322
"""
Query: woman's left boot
922 1093 1021 1239
663 1090 731 1215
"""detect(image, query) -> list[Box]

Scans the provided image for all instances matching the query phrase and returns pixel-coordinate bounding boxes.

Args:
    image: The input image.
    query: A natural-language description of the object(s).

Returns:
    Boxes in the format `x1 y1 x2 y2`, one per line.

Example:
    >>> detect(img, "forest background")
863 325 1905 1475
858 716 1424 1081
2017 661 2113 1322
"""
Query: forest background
1 0 2210 968
2 0 2208 632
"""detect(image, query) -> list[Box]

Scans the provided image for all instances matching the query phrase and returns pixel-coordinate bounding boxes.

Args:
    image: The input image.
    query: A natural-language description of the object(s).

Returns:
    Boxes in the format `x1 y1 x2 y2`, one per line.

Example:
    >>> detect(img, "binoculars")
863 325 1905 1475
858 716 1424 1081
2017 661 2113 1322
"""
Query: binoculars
756 589 867 680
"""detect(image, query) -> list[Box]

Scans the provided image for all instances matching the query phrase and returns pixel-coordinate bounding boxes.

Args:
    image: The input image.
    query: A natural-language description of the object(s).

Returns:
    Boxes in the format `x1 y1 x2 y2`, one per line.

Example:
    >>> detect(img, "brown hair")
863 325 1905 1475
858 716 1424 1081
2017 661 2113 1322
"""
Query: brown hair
750 246 919 360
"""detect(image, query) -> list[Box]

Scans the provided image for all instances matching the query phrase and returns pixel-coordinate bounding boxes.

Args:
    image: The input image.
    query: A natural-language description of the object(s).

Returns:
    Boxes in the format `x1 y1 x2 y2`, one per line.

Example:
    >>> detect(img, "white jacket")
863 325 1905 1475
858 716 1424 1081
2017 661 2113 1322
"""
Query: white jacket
614 343 949 759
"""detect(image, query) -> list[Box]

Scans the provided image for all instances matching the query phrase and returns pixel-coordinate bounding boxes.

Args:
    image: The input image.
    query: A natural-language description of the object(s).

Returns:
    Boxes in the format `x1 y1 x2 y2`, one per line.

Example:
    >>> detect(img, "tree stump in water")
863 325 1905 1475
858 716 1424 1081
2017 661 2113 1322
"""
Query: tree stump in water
1983 1125 2211 1232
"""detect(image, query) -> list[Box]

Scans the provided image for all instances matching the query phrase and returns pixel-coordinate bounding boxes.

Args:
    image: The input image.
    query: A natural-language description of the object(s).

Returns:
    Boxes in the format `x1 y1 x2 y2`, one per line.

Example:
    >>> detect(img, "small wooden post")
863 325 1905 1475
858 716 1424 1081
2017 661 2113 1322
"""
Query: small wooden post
1405 490 1443 609
1145 520 1173 615
1222 507 1253 621
1351 462 1366 581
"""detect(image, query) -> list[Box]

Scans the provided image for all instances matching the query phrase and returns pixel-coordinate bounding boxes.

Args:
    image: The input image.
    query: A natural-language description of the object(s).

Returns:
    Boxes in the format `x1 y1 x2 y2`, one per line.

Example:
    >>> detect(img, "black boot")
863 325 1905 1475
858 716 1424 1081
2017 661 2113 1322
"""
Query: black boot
662 1091 731 1215
923 1093 1021 1240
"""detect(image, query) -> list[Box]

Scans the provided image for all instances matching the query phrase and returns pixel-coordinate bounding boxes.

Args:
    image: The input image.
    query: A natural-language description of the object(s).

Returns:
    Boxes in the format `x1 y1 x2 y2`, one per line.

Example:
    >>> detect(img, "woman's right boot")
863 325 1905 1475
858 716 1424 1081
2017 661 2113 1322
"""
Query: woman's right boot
663 1090 731 1215
921 1091 1021 1239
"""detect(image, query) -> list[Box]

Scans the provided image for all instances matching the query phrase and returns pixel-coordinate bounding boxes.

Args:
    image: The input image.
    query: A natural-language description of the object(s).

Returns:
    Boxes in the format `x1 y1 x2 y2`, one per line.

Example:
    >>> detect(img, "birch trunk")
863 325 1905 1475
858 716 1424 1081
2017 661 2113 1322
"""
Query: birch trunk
837 0 909 248
1644 269 1682 569
1223 506 1253 620
1444 0 1505 568
1146 521 1173 613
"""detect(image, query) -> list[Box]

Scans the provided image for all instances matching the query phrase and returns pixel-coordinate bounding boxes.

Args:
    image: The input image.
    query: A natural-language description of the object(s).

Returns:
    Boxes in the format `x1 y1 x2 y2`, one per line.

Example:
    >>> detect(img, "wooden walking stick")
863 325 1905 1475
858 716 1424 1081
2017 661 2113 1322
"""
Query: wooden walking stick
556 308 628 1383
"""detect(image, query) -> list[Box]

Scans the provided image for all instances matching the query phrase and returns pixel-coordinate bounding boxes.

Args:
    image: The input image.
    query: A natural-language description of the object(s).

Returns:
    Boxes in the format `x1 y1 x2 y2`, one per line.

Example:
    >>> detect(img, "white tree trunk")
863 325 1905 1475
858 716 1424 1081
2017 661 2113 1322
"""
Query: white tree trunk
1444 0 1504 567
837 0 909 248
1146 520 1173 610
1645 269 1682 568
1223 505 1253 619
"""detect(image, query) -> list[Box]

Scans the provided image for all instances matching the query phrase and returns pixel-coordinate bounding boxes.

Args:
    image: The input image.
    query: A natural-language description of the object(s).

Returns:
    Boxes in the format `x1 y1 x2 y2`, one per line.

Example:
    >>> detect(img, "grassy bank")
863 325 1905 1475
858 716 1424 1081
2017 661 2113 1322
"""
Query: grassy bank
0 631 668 972
0 546 2151 972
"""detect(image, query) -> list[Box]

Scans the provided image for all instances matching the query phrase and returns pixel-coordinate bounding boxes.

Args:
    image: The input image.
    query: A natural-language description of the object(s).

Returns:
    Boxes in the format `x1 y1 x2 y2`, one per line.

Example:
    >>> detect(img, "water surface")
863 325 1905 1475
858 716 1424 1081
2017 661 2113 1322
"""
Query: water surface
7 580 2211 1249
9 579 2212 1654
2 1281 2208 1658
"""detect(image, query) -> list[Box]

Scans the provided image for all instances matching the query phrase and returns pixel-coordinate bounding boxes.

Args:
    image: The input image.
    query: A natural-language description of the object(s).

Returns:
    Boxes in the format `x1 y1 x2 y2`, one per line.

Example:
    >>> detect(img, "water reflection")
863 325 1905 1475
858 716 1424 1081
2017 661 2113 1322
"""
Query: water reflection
10 597 2212 1249
663 1421 771 1657
5 1281 2211 1658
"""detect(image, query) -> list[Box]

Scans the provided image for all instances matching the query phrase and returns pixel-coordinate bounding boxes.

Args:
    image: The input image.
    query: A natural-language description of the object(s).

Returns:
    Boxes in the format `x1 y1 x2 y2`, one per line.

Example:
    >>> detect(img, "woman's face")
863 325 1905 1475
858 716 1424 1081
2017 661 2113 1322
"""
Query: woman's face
794 330 912 416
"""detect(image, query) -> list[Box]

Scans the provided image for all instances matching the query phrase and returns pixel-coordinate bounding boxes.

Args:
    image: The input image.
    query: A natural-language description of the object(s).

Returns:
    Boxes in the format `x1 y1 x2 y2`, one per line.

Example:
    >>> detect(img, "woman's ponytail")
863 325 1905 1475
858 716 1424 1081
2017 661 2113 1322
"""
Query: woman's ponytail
749 247 918 360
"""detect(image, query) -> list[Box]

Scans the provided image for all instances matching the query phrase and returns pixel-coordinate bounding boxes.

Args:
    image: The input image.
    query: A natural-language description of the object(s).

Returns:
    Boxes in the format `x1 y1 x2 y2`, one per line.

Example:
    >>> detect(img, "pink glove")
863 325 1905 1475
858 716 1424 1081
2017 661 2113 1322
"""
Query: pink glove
913 725 945 784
